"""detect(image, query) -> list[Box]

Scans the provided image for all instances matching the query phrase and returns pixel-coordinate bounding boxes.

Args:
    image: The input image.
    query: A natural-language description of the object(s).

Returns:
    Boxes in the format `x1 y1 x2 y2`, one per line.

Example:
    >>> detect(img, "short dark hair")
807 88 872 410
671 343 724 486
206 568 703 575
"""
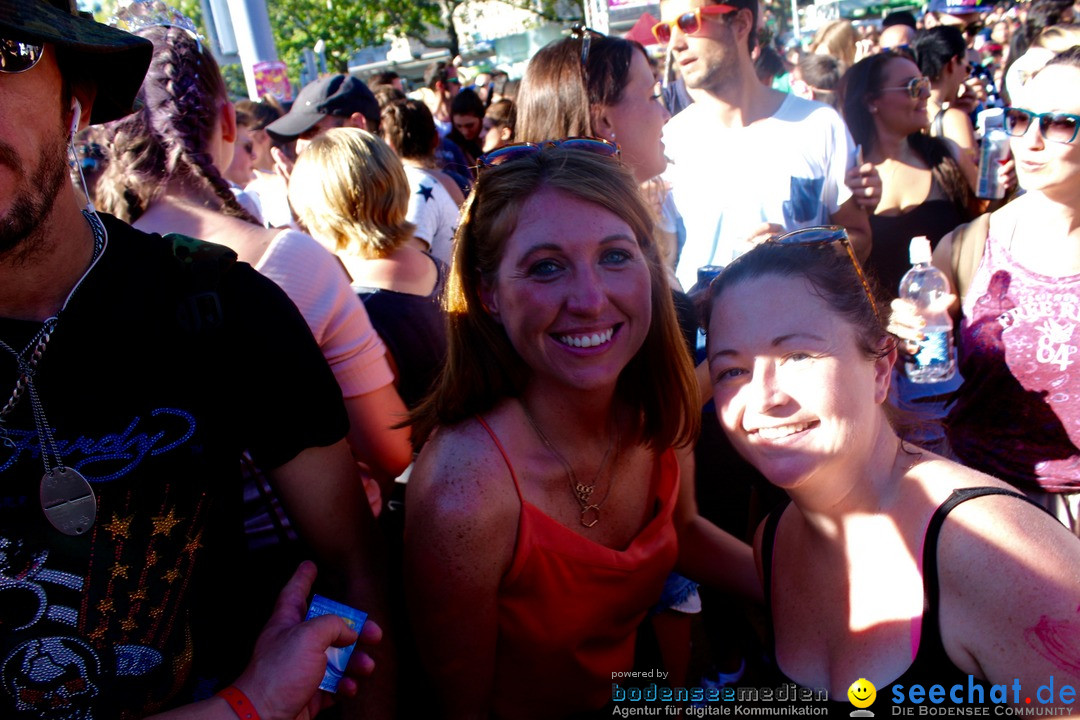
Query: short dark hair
882 10 918 29
914 25 967 81
380 98 438 160
424 60 454 90
234 98 282 131
451 88 485 119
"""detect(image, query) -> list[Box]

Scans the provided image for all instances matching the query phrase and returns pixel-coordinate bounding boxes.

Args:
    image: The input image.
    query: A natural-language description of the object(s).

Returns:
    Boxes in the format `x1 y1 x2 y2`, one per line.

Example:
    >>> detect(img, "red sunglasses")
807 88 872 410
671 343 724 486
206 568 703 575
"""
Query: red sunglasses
652 4 737 44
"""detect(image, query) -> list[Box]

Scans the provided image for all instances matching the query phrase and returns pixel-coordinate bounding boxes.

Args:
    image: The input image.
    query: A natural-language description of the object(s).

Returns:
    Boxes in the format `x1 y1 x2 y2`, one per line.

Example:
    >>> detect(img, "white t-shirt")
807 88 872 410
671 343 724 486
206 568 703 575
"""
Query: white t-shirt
404 165 460 263
663 93 857 290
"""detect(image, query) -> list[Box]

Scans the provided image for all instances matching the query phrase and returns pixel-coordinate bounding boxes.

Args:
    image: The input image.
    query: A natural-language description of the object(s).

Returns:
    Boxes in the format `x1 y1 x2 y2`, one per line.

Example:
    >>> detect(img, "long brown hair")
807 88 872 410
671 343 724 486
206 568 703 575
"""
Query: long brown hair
409 148 699 450
515 34 645 141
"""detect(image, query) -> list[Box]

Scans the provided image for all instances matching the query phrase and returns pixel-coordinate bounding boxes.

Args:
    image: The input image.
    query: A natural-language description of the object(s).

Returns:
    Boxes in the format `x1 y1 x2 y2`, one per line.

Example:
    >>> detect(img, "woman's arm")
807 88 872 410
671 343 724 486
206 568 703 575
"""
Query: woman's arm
404 424 518 718
672 445 764 604
938 492 1080 709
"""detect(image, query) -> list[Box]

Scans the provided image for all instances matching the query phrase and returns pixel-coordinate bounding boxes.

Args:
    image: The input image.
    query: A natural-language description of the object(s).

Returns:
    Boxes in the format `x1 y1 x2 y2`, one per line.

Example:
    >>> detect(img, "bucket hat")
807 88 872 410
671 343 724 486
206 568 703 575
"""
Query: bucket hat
0 0 153 123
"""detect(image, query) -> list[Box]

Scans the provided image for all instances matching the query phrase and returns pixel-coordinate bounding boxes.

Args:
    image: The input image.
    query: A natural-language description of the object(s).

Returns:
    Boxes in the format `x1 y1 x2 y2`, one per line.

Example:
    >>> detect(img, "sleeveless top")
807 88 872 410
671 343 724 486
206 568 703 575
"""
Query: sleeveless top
762 487 1043 710
353 255 447 409
476 417 680 719
947 217 1080 492
867 176 968 298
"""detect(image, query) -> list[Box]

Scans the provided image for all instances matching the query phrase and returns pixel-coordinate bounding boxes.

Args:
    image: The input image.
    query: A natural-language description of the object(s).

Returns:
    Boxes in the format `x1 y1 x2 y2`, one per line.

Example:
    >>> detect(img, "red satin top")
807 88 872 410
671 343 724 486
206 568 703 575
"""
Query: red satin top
476 417 680 719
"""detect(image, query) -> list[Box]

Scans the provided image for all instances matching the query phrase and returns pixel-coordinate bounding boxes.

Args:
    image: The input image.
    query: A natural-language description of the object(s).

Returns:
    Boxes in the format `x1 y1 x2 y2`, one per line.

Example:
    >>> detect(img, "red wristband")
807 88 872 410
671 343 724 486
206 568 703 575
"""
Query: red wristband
217 686 261 720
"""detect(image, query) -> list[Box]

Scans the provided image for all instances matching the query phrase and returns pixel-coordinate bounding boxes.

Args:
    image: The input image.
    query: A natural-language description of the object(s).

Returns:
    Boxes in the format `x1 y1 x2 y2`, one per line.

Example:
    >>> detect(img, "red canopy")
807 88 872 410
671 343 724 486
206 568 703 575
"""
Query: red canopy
624 12 660 46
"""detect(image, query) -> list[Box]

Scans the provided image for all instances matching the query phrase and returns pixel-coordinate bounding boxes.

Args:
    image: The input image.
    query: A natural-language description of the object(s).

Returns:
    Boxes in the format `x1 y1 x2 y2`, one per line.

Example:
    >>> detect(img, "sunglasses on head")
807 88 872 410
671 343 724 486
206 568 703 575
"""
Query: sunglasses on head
878 76 930 99
1004 107 1080 144
0 36 44 74
767 226 881 324
652 4 737 45
477 137 619 169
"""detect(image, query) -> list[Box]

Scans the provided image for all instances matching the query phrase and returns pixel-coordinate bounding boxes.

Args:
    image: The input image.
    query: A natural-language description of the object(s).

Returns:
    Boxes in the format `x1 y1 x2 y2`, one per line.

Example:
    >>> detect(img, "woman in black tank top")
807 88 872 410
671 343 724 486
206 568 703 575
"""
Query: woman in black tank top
701 239 1080 714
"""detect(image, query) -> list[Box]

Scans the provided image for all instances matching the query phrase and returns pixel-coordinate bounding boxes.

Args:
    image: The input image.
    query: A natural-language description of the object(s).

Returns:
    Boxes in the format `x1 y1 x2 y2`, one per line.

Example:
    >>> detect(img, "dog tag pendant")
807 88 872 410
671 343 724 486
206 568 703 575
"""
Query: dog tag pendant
40 467 96 536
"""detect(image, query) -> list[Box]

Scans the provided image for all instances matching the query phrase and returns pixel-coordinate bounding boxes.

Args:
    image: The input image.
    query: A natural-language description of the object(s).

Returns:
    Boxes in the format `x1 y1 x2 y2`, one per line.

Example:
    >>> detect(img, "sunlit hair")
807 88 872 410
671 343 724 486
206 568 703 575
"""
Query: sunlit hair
706 243 890 361
288 128 415 259
840 52 975 216
1043 42 1080 67
409 148 699 449
93 26 257 225
515 34 644 141
809 19 857 71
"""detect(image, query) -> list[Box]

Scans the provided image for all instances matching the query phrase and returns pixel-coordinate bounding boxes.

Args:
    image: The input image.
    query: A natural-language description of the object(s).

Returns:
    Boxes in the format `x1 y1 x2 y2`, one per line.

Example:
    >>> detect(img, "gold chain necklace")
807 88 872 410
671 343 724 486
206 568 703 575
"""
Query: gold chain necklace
521 403 618 528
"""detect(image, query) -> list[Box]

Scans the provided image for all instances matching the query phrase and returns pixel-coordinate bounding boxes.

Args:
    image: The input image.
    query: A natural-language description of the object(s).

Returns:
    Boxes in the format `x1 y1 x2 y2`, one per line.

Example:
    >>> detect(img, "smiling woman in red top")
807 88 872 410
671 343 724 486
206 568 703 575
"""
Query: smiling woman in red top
405 145 758 718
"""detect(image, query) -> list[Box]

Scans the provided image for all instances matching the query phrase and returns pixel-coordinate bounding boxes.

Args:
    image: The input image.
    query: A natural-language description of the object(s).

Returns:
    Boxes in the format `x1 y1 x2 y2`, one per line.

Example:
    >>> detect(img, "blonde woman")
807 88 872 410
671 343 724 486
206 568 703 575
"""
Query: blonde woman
289 129 447 410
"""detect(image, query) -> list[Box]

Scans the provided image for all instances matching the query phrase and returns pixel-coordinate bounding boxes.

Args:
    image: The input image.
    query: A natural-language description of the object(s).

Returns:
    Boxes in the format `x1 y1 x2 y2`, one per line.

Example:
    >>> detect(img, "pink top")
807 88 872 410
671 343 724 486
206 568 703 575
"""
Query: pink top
255 230 394 397
948 213 1080 491
476 417 680 719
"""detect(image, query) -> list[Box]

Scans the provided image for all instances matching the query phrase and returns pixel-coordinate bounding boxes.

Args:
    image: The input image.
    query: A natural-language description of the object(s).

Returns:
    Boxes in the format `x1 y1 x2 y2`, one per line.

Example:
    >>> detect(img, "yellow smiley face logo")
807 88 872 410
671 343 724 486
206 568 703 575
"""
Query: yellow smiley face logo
848 678 877 708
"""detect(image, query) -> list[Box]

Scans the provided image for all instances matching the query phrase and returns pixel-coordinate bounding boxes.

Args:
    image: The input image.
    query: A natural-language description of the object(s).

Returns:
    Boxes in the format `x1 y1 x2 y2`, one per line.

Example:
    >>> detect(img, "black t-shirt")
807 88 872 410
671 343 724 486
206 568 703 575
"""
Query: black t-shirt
0 215 347 719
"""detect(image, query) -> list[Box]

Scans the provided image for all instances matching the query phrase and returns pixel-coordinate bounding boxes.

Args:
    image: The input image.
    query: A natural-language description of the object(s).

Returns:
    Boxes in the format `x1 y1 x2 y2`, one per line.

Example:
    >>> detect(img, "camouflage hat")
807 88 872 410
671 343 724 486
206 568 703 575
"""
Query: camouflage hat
0 0 153 123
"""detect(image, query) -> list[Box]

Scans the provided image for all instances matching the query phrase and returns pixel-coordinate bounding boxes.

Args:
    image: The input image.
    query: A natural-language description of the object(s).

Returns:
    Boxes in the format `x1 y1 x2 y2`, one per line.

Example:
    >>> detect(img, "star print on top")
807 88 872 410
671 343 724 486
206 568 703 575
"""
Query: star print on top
403 165 460 263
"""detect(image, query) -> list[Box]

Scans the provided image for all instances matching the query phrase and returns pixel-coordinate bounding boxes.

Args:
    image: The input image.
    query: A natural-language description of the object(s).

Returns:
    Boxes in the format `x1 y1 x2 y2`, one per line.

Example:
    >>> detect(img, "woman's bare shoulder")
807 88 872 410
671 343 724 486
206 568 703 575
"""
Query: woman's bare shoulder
407 408 521 524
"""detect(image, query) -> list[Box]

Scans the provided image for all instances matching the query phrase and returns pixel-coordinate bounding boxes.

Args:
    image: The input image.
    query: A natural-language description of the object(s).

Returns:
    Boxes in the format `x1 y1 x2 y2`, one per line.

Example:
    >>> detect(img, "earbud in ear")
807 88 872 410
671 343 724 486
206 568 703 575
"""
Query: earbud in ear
70 98 82 137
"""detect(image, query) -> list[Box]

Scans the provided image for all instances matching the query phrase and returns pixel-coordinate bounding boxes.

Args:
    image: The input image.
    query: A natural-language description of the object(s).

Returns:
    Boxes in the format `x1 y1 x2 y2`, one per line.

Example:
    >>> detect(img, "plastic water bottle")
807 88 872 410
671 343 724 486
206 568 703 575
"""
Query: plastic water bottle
899 236 957 384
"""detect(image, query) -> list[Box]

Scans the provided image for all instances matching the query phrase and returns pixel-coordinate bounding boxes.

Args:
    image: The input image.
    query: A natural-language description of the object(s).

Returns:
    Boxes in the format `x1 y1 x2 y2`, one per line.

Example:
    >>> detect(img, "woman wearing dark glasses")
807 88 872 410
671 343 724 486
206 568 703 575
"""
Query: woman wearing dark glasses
704 232 1080 712
913 26 980 162
900 47 1080 536
840 49 979 298
404 147 758 718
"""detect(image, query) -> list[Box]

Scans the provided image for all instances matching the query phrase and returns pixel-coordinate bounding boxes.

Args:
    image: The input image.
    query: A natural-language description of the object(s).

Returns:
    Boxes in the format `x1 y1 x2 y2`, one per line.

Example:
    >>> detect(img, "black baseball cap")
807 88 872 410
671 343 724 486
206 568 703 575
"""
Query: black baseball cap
0 0 153 124
266 74 378 141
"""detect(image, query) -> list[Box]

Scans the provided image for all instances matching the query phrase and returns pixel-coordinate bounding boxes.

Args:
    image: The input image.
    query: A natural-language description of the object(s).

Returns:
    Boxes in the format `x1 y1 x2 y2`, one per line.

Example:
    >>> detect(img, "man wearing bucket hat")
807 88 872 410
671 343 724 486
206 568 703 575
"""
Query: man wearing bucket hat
0 2 384 719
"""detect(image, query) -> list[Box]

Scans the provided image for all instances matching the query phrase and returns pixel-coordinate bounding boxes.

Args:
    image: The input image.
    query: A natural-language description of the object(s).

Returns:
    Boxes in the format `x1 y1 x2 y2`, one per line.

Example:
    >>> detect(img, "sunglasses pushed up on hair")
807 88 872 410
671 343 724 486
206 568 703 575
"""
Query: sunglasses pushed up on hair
477 137 620 169
767 226 881 324
651 4 737 44
0 36 44 74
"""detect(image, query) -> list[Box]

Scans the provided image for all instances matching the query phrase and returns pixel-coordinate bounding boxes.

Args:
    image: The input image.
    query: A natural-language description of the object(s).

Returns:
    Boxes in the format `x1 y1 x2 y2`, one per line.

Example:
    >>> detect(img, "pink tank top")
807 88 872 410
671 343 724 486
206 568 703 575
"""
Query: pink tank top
476 417 679 718
948 215 1080 491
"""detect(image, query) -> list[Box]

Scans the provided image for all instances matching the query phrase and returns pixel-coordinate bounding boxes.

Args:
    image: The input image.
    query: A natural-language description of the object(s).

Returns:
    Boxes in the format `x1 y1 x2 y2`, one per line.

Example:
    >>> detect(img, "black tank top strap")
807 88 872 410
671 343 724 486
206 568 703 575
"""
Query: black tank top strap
760 497 792 657
920 486 1048 660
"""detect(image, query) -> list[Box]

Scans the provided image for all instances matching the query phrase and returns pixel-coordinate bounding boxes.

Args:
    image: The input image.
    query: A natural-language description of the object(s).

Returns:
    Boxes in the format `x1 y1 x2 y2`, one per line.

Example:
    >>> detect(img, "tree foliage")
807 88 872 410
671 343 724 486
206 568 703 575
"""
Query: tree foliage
266 0 582 81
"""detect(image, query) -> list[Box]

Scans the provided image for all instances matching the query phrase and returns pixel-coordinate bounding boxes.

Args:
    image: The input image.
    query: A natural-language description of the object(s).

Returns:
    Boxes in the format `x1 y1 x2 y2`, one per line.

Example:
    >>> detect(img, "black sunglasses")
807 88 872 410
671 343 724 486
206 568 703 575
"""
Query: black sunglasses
0 36 44 74
768 226 881 324
1004 107 1080 144
570 24 604 79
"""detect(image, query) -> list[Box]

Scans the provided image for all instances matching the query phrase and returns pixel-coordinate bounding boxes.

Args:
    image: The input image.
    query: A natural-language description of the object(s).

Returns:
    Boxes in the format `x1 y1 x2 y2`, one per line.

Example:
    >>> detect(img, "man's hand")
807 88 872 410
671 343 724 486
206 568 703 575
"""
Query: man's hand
234 562 382 720
271 146 295 184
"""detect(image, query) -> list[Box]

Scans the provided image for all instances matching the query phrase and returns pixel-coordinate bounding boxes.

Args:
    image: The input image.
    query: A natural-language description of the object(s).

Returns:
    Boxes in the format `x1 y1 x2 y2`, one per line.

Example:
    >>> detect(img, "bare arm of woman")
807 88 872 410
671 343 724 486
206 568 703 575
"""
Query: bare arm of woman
344 384 413 497
943 107 979 164
672 444 764 604
404 422 518 718
943 135 980 194
938 491 1080 709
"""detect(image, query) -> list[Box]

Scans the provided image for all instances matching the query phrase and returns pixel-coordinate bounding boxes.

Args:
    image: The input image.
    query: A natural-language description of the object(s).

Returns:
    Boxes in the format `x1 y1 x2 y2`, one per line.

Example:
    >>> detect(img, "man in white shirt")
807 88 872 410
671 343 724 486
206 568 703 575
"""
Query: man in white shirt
659 0 872 290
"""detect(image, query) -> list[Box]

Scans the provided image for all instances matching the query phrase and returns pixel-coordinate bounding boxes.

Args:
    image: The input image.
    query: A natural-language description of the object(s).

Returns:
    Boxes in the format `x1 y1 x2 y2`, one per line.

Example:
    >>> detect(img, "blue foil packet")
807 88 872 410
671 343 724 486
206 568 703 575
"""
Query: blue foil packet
305 594 368 693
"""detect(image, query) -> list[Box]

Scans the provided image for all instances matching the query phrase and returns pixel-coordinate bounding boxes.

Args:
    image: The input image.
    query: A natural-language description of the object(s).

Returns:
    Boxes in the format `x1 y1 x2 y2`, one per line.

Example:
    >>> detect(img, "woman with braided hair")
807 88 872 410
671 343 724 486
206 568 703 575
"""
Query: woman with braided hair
93 27 412 521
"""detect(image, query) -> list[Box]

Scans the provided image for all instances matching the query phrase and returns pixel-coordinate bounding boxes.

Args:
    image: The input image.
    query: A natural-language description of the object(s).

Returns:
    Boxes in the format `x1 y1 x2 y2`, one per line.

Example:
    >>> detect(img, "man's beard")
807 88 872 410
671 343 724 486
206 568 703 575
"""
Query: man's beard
0 123 72 260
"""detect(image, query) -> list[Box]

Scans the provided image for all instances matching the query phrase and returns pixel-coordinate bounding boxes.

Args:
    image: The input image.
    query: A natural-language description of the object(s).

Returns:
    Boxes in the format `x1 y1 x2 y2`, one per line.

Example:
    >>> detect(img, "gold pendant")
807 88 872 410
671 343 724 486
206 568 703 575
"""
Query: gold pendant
574 482 595 504
580 505 600 528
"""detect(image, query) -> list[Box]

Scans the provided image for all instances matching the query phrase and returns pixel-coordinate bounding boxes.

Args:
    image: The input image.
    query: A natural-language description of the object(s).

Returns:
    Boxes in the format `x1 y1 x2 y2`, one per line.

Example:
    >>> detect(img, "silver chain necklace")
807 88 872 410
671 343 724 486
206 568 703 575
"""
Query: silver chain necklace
0 209 107 536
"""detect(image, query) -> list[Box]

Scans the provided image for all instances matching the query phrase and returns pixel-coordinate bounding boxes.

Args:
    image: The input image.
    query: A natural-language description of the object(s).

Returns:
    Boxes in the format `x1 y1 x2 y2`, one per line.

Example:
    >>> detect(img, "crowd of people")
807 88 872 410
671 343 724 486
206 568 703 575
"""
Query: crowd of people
2 0 1080 717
